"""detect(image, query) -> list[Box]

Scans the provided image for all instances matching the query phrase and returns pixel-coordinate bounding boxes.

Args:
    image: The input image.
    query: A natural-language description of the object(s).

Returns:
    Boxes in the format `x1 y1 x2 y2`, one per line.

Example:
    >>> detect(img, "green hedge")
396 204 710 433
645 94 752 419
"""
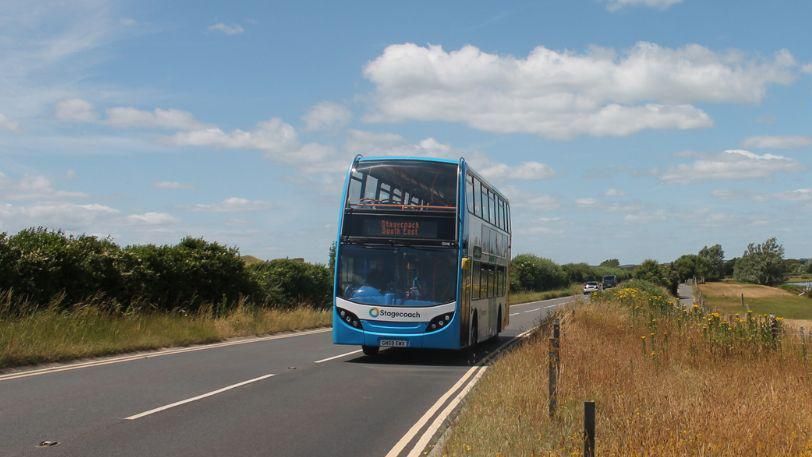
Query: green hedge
0 228 331 315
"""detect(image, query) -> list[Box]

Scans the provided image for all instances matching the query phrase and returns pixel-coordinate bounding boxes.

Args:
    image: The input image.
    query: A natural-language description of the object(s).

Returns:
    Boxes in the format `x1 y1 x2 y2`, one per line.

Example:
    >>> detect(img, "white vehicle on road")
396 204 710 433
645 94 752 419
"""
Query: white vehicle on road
582 281 600 294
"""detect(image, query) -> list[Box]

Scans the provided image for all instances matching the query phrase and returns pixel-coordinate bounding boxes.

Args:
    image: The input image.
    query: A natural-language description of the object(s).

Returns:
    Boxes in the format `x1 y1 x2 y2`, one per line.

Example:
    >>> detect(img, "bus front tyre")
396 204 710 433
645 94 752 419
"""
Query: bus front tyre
362 345 379 356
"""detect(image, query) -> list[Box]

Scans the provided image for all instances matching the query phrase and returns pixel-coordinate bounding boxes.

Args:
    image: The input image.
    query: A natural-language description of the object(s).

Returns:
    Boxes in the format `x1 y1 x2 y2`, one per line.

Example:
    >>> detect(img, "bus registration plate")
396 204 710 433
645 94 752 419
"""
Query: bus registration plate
379 339 408 348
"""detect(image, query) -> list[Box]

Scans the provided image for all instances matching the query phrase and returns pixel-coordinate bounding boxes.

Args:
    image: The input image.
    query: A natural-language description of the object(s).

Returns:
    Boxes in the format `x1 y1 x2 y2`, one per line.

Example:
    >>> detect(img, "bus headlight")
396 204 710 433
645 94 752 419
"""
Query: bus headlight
337 307 362 329
426 313 454 332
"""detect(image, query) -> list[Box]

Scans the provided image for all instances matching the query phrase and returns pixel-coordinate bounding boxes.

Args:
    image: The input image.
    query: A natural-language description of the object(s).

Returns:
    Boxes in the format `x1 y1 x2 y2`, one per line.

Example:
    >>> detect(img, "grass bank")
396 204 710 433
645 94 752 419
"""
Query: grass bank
699 281 812 320
0 305 331 369
509 284 579 305
443 282 812 456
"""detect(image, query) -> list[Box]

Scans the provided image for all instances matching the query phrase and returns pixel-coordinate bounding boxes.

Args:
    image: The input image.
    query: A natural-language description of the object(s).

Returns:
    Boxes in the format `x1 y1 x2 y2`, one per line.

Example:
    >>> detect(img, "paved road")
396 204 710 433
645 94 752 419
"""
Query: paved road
678 283 694 308
0 296 574 457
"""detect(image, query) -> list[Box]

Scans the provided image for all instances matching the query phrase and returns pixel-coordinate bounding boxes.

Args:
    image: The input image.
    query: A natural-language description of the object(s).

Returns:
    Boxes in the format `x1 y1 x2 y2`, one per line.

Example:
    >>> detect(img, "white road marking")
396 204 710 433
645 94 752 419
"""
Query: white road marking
0 328 330 382
406 367 489 457
383 365 481 457
524 308 541 313
509 312 520 316
386 326 537 457
510 296 573 308
125 374 275 420
314 349 363 364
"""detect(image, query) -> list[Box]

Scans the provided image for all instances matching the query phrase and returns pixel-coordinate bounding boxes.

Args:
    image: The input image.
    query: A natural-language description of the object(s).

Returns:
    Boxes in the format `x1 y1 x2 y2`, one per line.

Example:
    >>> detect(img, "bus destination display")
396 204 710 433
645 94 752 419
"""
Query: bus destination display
362 218 438 239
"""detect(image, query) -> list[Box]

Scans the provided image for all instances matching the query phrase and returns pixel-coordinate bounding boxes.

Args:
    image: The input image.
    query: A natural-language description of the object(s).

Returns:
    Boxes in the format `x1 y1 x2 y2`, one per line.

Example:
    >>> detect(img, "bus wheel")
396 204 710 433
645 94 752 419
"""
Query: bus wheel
362 345 379 356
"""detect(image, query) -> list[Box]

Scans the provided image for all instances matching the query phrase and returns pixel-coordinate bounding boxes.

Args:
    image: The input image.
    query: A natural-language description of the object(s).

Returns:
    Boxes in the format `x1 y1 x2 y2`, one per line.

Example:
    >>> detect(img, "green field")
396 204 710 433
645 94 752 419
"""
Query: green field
699 281 812 320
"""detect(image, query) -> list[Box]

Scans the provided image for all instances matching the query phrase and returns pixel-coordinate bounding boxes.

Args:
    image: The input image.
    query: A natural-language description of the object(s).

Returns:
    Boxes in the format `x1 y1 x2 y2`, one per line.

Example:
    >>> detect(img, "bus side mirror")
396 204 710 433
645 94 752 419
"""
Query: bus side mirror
461 257 471 271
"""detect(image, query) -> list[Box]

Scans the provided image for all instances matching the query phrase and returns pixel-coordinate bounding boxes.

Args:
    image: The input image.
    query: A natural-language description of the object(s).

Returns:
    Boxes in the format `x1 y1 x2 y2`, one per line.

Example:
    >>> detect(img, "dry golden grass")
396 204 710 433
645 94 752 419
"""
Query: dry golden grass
699 282 812 320
443 290 812 456
701 281 795 299
0 305 331 369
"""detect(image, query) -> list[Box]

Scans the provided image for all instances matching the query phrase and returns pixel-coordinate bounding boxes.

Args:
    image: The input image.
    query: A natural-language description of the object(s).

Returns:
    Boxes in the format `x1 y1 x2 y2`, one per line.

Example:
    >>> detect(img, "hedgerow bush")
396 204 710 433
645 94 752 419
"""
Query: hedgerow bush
0 228 331 315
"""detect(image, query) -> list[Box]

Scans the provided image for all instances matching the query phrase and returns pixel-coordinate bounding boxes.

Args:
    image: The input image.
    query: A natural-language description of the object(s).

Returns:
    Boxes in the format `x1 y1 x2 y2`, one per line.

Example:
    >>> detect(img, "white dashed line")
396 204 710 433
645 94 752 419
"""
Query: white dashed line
125 374 275 420
314 349 363 364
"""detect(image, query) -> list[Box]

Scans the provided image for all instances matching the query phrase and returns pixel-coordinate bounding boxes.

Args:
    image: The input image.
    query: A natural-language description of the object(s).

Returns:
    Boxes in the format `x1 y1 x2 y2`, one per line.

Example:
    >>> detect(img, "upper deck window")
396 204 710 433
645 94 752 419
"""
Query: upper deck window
346 160 458 212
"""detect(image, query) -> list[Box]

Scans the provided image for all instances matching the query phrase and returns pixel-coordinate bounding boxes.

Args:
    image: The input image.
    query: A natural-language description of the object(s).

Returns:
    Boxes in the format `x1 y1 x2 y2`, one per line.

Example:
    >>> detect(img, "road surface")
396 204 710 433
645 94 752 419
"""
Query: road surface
0 295 574 457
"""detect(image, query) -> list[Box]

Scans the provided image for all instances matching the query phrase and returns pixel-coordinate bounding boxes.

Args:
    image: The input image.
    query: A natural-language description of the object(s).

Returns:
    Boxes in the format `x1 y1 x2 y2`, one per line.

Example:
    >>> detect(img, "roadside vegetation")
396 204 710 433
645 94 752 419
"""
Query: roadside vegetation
0 299 331 369
698 281 812 320
443 281 812 456
508 285 580 305
0 228 333 369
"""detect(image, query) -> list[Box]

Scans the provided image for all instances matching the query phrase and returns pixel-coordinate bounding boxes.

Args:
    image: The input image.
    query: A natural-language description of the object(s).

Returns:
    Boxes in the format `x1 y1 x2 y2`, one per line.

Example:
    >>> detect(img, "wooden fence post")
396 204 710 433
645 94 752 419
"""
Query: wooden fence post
584 401 596 457
548 336 559 417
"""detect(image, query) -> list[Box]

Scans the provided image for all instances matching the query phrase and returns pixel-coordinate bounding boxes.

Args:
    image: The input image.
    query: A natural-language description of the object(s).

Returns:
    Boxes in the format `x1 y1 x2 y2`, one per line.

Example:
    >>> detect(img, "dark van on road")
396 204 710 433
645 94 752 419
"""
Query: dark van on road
602 275 618 289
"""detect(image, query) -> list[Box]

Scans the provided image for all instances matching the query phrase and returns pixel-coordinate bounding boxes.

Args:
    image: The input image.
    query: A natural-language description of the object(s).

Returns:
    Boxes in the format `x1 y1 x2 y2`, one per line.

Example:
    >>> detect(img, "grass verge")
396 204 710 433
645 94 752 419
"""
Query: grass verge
0 305 331 369
699 281 812 320
443 282 812 456
509 285 579 305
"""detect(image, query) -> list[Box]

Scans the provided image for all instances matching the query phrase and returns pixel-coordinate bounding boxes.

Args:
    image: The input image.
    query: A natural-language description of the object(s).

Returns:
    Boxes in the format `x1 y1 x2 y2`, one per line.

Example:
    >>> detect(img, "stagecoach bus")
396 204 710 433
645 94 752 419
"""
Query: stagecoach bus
332 156 511 355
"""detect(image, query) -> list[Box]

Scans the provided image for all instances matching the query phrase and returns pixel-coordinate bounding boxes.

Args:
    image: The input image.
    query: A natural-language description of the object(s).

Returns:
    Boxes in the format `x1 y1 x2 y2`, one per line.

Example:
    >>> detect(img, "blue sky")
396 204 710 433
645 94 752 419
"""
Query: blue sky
1 0 810 265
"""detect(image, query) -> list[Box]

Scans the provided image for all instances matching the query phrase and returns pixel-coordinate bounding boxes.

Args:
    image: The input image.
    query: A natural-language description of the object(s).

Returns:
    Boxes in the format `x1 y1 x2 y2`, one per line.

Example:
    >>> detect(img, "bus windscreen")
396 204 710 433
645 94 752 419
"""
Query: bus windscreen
346 160 457 211
338 244 457 307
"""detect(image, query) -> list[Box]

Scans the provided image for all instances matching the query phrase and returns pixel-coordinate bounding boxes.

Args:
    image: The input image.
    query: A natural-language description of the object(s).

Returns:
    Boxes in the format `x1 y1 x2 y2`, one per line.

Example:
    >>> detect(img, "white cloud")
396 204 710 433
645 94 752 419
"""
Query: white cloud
803 64 812 74
346 129 553 182
502 186 560 211
55 98 96 122
0 0 120 121
605 0 682 11
208 23 244 35
605 188 625 197
126 212 178 225
0 202 119 231
0 113 20 132
624 209 668 224
742 135 812 149
479 162 555 181
168 118 299 154
775 188 812 202
107 107 207 130
364 42 799 139
0 172 86 200
120 18 137 27
661 149 800 183
154 181 193 190
192 197 271 213
303 102 352 131
576 198 599 207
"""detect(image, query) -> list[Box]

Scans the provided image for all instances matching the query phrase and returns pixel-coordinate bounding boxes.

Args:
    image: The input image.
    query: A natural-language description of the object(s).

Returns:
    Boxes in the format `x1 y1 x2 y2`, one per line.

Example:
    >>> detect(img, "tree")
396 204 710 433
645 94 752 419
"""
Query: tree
672 254 699 282
328 242 337 280
733 237 786 286
698 244 725 281
600 259 620 268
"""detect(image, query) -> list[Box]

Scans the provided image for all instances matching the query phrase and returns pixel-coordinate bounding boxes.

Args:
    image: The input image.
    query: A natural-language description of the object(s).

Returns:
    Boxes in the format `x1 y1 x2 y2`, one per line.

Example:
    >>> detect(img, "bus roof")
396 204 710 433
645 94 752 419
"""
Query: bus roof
356 155 459 165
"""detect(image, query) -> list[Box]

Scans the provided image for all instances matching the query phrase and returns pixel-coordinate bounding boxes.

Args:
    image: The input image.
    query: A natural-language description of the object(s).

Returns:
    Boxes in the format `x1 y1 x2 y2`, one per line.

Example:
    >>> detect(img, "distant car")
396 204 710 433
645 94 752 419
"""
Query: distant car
583 281 600 294
602 275 618 289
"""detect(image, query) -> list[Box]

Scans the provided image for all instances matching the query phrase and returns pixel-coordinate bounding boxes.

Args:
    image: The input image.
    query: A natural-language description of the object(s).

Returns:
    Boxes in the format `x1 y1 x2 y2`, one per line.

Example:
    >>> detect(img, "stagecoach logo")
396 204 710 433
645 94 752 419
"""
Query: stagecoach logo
368 308 422 319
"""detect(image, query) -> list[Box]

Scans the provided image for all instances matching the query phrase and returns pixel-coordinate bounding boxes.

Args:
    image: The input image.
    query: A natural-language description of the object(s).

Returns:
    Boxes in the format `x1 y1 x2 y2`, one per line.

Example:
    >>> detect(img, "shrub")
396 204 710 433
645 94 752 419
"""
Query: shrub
510 254 569 291
249 259 331 309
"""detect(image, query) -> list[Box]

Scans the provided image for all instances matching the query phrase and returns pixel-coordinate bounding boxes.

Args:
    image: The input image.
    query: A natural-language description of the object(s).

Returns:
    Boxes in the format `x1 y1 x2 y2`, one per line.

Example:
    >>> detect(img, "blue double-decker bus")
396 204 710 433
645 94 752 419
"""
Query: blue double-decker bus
332 156 512 355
